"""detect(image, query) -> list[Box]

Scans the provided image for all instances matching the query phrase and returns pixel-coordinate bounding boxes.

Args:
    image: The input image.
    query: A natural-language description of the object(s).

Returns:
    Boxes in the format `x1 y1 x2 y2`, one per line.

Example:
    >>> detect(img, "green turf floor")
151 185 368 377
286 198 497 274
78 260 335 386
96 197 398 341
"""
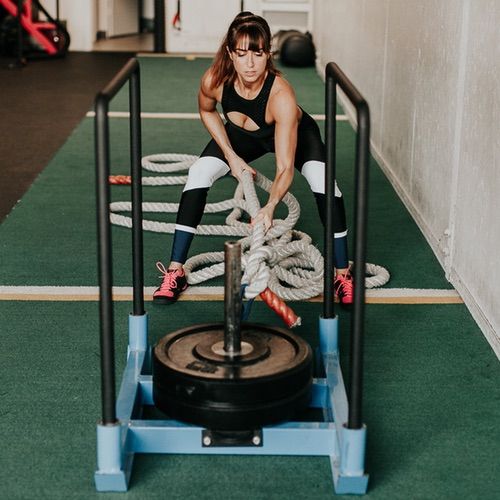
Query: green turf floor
0 300 499 499
0 56 498 499
0 114 449 288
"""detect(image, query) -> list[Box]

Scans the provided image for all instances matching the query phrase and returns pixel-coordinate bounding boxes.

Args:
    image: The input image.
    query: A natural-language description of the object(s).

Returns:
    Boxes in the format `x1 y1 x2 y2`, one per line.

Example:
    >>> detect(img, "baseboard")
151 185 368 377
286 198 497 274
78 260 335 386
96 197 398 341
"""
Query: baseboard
447 270 500 358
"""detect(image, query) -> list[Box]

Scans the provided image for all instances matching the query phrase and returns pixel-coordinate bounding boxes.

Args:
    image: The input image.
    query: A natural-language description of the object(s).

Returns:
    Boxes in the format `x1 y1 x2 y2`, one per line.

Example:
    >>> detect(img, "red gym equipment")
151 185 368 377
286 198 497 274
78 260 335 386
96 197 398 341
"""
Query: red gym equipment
0 0 69 59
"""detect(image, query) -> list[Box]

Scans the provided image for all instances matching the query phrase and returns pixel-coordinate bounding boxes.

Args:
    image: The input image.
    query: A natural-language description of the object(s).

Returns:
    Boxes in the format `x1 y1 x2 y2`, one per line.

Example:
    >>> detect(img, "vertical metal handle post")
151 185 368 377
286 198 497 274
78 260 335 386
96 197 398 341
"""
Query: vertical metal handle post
350 101 370 430
95 95 116 425
324 75 337 318
95 58 141 425
325 63 370 430
130 70 144 316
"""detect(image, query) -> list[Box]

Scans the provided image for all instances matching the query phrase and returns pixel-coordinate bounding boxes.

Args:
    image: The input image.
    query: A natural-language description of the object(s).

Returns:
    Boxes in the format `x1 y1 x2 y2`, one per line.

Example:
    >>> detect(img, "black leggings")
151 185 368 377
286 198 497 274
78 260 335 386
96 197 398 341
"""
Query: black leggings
176 111 347 236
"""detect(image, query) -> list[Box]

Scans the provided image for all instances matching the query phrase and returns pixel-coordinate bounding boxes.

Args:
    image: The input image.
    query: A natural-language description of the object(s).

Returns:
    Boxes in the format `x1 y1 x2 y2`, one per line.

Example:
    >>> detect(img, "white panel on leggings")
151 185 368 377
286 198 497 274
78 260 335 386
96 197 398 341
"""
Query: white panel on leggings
174 224 197 234
183 156 230 191
301 160 342 196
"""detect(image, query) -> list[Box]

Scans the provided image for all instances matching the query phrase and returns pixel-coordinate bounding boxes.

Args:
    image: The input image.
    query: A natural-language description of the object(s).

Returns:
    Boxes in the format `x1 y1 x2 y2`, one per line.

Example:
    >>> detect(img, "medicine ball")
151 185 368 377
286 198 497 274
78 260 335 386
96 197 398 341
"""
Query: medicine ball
279 31 316 67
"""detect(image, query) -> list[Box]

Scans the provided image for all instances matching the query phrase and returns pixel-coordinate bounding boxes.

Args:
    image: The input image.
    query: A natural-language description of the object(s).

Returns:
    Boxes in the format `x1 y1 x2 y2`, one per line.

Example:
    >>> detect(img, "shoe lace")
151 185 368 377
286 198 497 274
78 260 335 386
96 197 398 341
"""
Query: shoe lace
336 273 353 296
156 262 179 292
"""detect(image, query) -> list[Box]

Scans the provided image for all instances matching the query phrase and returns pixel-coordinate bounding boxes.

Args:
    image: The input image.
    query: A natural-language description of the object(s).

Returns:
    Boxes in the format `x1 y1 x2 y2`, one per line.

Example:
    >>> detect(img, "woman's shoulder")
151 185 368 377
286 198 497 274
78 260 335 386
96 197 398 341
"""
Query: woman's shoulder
270 74 297 103
267 74 299 121
200 67 223 100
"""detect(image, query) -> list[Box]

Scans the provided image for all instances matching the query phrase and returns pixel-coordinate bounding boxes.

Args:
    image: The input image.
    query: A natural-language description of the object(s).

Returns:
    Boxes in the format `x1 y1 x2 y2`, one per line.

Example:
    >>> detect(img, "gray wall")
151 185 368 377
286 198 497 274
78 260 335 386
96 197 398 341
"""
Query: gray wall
312 0 500 355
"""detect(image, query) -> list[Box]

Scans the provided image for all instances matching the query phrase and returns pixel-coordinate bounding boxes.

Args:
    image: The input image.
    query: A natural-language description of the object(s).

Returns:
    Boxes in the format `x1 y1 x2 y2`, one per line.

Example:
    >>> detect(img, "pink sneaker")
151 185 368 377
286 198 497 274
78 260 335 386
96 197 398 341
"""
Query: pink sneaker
153 263 188 304
334 272 353 307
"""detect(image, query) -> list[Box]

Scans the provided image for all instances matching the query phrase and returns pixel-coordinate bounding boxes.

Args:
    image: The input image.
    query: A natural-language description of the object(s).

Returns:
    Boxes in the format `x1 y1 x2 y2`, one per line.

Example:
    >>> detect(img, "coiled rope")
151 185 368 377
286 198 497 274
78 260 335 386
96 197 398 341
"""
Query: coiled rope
109 153 390 300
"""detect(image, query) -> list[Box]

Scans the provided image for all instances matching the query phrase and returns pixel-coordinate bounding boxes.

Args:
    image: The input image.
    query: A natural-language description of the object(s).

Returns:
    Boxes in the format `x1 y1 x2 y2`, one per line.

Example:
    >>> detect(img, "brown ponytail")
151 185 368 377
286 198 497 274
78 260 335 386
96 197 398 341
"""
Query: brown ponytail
210 12 280 89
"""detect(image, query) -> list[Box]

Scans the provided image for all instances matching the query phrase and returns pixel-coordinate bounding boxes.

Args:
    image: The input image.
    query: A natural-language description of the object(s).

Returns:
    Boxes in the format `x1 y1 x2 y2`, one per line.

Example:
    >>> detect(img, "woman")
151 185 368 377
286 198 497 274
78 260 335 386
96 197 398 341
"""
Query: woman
153 12 353 306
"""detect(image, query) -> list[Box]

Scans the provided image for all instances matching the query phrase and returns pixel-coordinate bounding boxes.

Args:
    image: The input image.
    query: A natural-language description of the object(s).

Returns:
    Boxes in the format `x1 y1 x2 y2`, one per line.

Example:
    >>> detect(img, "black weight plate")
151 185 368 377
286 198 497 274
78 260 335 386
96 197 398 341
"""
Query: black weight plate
153 322 313 430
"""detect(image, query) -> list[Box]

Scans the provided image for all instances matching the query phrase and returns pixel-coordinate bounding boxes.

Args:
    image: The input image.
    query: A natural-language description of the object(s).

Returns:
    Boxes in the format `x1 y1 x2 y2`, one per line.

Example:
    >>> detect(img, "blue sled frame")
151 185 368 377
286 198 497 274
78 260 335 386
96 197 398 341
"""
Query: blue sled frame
94 59 370 495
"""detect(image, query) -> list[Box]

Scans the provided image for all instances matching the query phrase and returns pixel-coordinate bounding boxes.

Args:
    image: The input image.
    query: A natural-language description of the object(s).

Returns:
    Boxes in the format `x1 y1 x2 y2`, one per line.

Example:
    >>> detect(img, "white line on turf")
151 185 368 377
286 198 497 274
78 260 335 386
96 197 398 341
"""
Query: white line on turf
85 111 347 121
0 286 462 303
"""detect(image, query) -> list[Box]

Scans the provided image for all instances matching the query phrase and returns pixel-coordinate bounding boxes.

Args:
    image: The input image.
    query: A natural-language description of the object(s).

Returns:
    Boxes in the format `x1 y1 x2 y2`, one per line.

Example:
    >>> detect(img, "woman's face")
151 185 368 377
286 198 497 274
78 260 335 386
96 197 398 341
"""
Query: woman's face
229 35 269 83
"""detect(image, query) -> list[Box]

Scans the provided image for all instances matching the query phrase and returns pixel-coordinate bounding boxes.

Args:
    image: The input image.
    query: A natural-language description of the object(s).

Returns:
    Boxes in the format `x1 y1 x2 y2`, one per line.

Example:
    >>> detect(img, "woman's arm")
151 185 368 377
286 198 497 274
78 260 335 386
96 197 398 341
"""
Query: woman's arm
252 83 299 231
198 70 256 181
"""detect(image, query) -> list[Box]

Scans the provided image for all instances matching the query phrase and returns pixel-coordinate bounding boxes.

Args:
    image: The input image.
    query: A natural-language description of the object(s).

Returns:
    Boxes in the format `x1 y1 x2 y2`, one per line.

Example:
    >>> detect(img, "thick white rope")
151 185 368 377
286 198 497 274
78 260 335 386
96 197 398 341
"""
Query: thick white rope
109 153 390 297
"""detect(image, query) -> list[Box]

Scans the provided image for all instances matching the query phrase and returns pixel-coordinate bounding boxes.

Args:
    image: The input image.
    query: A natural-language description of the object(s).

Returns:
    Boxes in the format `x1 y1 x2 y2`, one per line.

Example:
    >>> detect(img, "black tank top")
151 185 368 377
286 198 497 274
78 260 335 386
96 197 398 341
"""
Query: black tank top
221 72 276 138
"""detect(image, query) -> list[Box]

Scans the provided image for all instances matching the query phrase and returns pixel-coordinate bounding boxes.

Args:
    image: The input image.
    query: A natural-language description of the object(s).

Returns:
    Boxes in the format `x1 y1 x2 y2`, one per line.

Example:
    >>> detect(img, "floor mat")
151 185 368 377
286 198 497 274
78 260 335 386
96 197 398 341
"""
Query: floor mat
0 301 498 499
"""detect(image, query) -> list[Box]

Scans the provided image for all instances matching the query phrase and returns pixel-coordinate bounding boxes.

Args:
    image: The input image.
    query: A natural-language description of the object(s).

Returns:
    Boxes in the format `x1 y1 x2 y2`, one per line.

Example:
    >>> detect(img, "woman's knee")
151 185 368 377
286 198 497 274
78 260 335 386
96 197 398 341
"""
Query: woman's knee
301 160 343 196
183 156 230 191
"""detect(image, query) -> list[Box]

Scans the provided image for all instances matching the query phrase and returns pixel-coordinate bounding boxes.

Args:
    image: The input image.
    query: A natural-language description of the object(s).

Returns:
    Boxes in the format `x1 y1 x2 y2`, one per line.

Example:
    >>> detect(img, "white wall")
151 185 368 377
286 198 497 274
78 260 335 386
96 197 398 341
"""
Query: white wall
245 0 313 32
313 0 500 356
143 0 154 19
43 0 96 51
166 0 240 53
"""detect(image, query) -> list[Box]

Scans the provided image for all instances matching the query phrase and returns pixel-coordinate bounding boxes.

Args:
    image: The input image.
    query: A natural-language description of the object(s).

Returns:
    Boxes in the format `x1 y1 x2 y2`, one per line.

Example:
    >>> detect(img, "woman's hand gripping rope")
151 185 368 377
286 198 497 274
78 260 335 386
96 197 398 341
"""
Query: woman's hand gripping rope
251 203 275 234
228 155 257 183
240 170 301 327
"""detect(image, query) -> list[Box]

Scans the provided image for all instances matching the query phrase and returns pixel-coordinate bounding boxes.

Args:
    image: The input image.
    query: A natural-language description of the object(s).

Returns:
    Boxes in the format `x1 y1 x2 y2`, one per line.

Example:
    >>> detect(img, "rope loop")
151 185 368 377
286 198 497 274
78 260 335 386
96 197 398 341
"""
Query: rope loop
109 153 390 301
